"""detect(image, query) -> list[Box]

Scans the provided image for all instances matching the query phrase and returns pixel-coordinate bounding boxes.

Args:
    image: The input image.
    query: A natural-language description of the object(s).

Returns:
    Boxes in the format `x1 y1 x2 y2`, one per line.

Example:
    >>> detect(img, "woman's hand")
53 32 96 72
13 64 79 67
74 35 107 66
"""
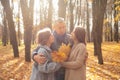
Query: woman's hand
84 52 88 64
34 54 46 64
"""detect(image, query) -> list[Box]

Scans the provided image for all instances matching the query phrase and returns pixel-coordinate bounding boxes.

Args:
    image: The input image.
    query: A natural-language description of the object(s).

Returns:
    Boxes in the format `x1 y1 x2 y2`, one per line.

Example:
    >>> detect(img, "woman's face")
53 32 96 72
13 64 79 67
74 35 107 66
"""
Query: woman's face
71 31 77 41
54 22 66 35
49 34 54 44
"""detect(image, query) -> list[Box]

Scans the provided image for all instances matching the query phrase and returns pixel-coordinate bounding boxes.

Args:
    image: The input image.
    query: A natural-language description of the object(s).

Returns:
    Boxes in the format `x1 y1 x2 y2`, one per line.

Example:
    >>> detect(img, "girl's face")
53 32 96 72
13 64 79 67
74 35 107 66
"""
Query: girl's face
48 34 54 45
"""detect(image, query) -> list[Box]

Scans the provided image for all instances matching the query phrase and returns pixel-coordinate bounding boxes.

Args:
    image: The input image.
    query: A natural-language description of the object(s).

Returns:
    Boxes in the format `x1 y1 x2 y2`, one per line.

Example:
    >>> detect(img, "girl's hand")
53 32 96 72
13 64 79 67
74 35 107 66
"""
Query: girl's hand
34 54 46 64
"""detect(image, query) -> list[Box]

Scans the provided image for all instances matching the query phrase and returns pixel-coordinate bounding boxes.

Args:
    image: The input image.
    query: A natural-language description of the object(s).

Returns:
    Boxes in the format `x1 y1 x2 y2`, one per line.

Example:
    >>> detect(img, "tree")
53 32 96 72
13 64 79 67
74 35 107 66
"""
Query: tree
20 0 34 62
86 0 90 42
92 0 107 64
17 1 21 46
39 0 48 29
114 0 119 43
58 0 66 18
47 0 53 28
2 10 8 46
69 0 74 32
77 0 82 25
1 0 19 57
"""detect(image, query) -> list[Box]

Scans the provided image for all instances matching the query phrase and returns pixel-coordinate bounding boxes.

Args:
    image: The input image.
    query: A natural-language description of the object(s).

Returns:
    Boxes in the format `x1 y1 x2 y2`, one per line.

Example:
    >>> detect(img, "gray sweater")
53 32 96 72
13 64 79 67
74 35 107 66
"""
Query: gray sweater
30 45 61 80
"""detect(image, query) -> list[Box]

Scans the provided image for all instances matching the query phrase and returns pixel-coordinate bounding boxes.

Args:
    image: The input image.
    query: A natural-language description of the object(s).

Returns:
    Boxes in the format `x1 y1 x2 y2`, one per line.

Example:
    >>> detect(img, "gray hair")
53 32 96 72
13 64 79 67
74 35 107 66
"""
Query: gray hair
54 17 65 25
52 17 66 30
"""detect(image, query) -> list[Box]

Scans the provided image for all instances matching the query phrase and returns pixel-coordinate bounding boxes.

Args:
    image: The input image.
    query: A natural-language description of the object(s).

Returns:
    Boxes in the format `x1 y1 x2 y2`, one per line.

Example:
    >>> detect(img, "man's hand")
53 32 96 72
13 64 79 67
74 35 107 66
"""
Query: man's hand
34 54 46 64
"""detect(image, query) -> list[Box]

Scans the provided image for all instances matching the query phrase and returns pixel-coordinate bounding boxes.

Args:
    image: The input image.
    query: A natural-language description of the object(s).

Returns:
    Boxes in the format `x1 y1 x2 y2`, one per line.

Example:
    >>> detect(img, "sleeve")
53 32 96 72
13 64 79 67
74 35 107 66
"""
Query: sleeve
61 44 86 69
31 47 39 62
38 61 61 73
37 48 61 73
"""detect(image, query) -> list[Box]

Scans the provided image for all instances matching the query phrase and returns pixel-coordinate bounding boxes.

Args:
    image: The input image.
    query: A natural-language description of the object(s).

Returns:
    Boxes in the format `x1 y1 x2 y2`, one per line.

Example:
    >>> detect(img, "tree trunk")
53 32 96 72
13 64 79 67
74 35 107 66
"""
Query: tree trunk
58 0 66 18
114 0 119 43
86 0 90 42
69 0 74 32
78 0 81 25
92 0 107 64
48 0 53 28
92 0 98 56
39 0 42 28
74 0 78 26
20 0 34 62
18 1 21 46
110 13 113 41
1 0 19 57
2 11 8 46
114 21 119 43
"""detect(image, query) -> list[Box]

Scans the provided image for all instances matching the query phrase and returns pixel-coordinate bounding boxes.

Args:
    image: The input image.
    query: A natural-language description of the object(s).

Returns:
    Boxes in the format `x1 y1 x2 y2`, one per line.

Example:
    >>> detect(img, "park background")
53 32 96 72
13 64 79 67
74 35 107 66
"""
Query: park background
0 0 120 80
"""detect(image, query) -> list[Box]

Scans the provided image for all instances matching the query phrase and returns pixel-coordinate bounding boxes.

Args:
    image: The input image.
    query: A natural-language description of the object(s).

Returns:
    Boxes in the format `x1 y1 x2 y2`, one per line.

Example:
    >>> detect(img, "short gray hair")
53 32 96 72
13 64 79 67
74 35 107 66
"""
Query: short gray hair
54 17 65 25
52 17 66 30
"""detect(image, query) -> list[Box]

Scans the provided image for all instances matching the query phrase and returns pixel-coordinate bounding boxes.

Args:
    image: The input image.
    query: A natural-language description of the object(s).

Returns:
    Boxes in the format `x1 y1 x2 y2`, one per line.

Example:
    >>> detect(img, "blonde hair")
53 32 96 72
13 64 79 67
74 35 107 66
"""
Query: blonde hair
36 28 51 45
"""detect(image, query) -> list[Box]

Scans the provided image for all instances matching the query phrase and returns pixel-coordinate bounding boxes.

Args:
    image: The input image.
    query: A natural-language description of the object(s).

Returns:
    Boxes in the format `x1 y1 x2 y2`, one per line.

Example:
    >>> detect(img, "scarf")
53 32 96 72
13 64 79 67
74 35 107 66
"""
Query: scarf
53 31 67 44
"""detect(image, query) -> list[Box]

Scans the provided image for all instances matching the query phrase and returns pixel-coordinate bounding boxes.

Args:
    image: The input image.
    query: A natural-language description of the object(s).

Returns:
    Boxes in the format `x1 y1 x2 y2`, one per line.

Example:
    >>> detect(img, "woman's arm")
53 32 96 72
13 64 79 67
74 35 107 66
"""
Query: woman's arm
61 44 86 69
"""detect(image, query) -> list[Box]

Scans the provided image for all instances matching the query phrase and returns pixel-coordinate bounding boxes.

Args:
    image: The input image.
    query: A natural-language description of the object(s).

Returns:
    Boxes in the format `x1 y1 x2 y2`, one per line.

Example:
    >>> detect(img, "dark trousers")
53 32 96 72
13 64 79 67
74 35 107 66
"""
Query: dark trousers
55 67 65 80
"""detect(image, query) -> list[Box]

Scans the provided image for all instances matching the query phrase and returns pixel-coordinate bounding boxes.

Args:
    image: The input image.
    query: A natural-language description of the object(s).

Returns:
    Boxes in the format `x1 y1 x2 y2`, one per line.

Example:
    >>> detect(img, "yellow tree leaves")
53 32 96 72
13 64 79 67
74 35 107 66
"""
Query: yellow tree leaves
114 0 120 22
58 43 71 56
114 1 120 5
51 43 71 62
52 51 67 62
114 13 120 22
103 18 108 24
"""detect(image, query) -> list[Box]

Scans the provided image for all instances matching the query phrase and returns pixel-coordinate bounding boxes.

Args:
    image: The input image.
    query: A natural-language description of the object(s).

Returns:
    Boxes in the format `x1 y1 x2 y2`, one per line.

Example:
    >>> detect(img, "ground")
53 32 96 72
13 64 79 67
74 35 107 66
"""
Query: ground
0 42 120 80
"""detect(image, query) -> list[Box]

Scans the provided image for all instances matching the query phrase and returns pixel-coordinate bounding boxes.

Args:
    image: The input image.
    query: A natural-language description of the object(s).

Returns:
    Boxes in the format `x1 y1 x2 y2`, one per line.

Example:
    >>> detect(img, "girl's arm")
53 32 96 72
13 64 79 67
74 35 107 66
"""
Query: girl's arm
37 48 61 73
32 47 39 62
38 61 61 73
32 47 46 64
61 44 86 69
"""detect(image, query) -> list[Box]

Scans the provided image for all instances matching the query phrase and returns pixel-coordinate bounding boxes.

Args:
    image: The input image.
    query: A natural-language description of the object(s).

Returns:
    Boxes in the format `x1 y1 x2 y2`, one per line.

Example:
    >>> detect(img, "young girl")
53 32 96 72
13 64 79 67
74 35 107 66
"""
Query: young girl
30 28 61 80
61 27 87 80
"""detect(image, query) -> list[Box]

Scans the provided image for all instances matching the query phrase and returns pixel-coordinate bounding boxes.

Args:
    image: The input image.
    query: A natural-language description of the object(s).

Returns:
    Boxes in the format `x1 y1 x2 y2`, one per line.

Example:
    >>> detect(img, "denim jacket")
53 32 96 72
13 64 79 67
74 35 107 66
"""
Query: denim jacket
31 32 73 80
30 45 61 80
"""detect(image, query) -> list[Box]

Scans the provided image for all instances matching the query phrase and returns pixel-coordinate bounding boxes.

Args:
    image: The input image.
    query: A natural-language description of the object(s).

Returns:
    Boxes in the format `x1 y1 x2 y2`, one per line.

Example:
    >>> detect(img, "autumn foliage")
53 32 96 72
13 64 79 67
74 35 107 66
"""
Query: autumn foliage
0 43 120 80
51 43 71 62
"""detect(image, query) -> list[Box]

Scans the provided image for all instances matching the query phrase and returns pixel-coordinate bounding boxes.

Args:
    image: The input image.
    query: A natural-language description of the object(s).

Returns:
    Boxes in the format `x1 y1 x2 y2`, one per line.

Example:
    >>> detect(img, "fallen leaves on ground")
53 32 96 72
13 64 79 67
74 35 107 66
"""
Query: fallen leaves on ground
86 42 120 80
0 42 120 80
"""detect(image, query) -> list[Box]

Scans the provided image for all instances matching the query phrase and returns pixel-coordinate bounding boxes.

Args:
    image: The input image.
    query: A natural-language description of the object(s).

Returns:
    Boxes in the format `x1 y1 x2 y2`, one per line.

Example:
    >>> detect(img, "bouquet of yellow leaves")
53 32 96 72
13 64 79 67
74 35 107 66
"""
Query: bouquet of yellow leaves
51 43 71 62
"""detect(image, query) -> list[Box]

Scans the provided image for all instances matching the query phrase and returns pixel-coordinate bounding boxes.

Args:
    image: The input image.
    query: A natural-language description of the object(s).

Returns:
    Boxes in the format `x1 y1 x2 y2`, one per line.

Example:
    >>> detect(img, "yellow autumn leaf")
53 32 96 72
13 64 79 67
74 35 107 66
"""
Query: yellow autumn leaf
51 43 71 62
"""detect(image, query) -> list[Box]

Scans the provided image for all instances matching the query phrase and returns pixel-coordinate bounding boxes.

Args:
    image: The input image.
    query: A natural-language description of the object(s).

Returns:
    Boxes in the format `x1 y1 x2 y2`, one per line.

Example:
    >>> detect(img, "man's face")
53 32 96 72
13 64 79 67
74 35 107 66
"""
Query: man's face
54 22 66 35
